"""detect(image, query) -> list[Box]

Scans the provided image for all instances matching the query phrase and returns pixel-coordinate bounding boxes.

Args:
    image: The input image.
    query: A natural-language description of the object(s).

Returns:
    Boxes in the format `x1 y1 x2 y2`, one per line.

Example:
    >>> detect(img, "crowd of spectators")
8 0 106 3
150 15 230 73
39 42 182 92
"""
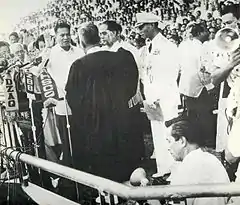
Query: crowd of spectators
11 0 235 48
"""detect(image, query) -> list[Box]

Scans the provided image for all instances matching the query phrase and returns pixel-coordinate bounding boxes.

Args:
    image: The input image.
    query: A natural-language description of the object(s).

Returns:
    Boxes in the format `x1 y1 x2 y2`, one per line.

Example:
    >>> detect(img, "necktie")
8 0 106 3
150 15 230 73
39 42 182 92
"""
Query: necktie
148 42 152 53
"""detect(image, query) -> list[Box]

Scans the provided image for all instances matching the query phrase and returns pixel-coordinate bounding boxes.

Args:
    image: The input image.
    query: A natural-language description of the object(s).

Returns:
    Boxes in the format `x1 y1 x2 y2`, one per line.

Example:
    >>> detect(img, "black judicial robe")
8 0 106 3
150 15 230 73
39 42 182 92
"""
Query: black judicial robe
66 48 145 182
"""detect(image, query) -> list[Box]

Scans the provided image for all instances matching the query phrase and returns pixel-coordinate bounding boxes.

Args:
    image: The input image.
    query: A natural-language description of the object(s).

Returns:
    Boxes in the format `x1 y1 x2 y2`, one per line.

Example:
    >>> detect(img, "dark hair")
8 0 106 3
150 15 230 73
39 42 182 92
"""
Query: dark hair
171 120 204 147
9 32 19 40
101 20 122 35
190 23 206 38
20 29 27 33
0 41 10 49
79 23 100 46
54 20 71 33
221 4 240 19
35 35 45 50
71 38 77 46
189 15 196 21
170 35 181 45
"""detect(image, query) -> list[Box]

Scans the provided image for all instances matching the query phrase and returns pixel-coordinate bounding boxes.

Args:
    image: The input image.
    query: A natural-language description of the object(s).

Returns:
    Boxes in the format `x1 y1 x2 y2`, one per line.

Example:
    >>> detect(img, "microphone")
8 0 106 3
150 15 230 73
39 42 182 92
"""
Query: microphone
130 167 149 186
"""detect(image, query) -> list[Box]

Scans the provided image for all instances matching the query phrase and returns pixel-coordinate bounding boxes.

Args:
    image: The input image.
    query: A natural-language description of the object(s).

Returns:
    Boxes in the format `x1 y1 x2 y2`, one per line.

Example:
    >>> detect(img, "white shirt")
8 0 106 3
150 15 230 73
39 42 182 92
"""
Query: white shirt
170 148 230 205
141 32 180 120
48 44 84 115
178 39 212 98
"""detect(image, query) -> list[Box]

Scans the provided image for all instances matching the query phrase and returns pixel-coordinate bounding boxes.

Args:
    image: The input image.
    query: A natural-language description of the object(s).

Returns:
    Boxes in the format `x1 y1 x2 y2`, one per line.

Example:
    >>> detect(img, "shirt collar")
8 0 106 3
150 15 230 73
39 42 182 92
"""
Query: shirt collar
57 44 75 52
191 38 203 45
110 40 122 51
86 46 101 54
151 32 166 45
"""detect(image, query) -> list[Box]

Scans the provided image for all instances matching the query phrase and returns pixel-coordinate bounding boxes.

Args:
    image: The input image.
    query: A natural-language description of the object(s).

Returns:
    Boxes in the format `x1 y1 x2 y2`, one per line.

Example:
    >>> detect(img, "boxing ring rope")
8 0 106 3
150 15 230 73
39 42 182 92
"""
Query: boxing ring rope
1 147 240 201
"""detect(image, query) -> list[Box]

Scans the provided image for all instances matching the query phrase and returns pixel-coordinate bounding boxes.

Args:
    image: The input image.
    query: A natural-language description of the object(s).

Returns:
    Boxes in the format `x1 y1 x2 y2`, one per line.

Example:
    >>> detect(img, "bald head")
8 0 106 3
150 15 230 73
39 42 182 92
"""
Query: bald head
10 43 25 62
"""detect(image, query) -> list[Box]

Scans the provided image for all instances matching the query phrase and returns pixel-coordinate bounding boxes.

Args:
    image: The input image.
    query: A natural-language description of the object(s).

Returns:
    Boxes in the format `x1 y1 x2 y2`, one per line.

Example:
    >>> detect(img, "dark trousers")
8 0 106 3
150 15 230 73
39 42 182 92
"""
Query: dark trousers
183 88 217 148
56 114 74 167
55 115 78 201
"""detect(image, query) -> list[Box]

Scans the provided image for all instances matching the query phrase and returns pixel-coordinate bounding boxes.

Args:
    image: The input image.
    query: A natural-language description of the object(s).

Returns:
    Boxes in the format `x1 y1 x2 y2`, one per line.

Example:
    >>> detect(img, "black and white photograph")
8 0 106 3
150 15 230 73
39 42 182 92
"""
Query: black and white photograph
0 0 240 204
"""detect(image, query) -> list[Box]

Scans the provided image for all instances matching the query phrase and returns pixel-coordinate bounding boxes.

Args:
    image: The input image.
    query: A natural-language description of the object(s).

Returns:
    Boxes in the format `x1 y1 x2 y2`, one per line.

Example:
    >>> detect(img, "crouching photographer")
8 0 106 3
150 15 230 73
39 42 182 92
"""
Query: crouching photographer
138 102 232 205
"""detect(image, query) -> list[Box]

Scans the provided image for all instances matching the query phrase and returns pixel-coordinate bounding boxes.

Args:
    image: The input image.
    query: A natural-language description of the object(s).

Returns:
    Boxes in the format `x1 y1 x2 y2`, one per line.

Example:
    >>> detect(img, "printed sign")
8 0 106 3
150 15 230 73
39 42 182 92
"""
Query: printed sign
4 73 19 111
25 72 35 94
38 69 59 103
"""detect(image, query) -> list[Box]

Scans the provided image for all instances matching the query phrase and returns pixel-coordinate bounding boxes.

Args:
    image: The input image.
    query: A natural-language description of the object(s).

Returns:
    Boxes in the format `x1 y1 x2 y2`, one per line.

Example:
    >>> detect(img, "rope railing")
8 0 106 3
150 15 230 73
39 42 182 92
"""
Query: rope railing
2 147 240 200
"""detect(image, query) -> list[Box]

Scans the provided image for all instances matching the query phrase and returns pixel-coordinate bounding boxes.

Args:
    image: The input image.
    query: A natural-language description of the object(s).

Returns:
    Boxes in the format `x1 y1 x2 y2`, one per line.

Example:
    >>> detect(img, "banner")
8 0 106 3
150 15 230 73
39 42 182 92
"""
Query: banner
38 69 59 105
4 73 19 112
25 71 35 94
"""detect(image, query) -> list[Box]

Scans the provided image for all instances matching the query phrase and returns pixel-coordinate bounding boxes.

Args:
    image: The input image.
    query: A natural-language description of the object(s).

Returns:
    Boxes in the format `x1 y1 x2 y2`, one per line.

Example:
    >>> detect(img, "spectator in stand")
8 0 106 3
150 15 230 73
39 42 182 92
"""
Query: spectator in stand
10 43 30 64
20 29 35 46
0 41 11 60
208 27 217 40
0 41 11 74
9 32 20 44
35 35 46 52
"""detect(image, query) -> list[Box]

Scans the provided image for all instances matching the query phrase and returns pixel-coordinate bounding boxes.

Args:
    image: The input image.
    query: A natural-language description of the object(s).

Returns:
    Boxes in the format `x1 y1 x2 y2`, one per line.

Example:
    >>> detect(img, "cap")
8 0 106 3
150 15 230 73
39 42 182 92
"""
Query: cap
135 12 161 28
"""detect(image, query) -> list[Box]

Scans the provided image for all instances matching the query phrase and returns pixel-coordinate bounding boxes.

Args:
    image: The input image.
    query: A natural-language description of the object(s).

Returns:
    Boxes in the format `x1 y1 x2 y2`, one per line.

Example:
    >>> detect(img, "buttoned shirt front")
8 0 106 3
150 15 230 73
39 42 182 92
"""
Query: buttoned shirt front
141 32 180 120
48 44 84 115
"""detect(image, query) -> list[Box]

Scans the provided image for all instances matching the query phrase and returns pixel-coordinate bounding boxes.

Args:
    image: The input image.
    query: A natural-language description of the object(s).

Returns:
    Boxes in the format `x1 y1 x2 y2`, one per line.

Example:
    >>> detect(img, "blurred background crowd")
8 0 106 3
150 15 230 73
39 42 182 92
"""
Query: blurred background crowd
4 0 239 55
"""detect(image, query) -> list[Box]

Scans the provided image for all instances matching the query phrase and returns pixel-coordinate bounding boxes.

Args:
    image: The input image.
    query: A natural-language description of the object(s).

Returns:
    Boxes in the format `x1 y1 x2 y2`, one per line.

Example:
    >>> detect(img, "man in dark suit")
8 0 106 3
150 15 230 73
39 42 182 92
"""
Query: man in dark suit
65 23 145 201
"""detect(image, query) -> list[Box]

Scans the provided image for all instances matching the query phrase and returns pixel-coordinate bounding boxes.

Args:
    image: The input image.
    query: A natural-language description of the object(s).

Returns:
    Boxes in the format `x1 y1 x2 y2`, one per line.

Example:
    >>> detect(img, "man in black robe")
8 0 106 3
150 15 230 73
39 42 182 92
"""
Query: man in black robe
66 23 145 184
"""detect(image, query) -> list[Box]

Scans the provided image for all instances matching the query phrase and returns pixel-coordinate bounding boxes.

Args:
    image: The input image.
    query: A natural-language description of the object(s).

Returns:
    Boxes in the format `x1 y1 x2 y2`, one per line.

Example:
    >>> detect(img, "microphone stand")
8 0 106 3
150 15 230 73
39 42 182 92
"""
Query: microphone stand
28 96 39 158
63 94 80 202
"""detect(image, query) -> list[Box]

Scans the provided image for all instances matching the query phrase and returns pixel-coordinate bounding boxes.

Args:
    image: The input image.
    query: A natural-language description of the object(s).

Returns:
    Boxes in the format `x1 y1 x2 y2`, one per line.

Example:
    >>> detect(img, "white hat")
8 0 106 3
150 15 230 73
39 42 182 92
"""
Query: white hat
135 12 161 28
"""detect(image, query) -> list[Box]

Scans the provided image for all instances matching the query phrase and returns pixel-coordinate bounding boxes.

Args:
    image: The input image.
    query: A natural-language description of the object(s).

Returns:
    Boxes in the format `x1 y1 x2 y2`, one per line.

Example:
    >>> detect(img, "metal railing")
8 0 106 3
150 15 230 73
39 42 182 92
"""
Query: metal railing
1 147 240 202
